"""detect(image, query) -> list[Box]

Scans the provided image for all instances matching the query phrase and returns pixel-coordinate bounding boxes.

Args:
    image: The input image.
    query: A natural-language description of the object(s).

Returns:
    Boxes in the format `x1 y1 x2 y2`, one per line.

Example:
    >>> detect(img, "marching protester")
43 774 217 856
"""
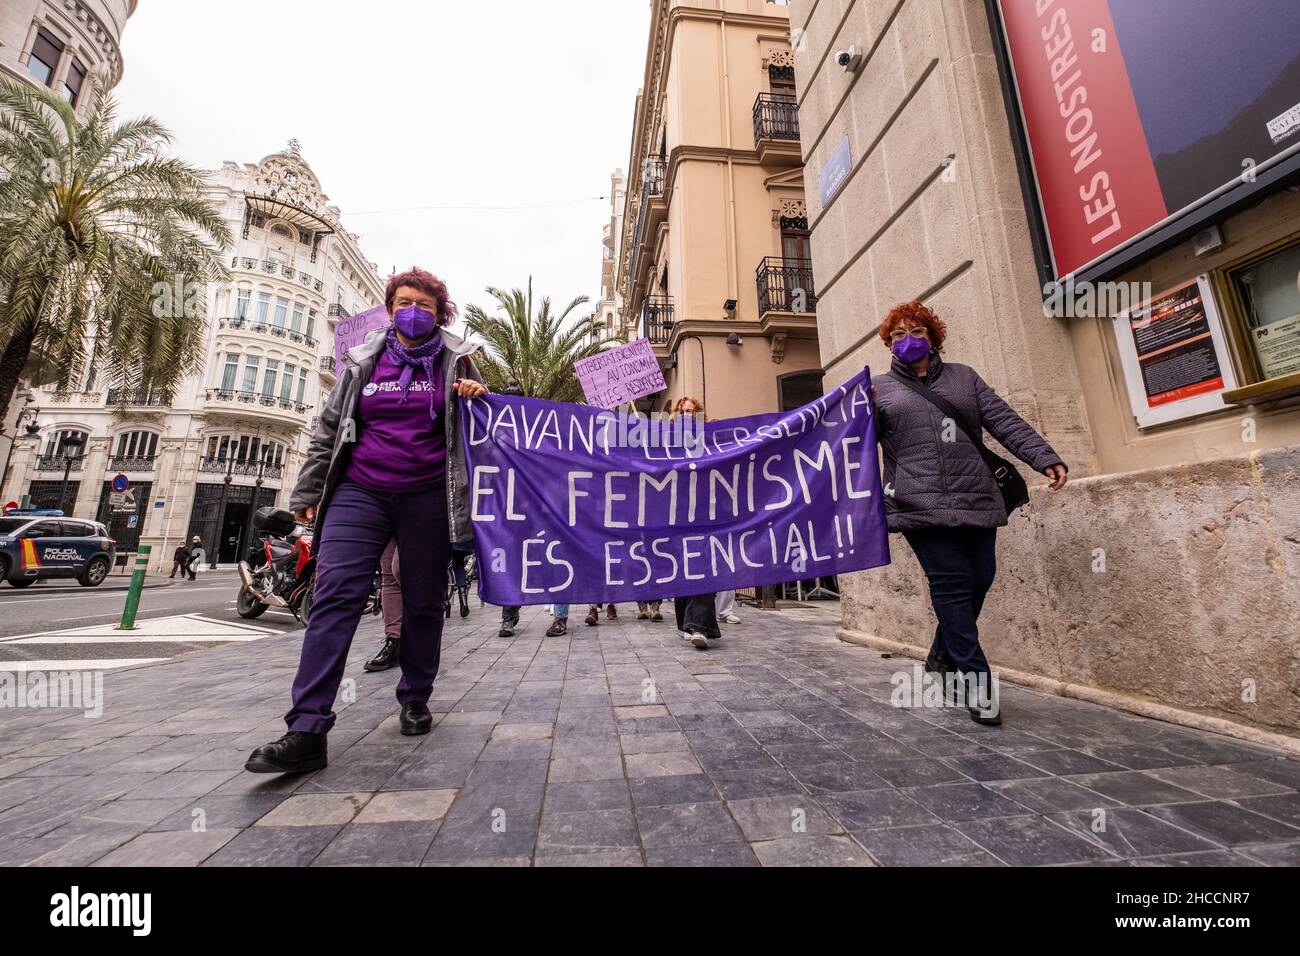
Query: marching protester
495 380 526 638
715 590 741 625
245 268 487 773
363 539 402 672
636 600 664 622
168 542 191 579
873 300 1067 726
546 603 569 637
669 396 722 650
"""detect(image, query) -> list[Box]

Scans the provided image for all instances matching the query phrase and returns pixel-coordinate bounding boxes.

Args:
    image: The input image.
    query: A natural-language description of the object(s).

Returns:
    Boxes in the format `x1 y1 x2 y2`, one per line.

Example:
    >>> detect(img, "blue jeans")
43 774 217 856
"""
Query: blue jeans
286 480 451 734
901 527 997 677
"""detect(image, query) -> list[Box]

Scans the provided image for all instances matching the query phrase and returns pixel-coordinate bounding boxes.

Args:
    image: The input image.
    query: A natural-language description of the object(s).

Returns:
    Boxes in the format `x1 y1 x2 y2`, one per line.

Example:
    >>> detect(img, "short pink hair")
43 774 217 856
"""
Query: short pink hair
385 267 457 326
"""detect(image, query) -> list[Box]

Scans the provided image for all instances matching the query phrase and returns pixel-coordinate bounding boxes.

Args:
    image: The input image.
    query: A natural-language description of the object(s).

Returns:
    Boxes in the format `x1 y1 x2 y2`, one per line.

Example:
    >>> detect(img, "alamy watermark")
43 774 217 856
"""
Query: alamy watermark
0 670 104 718
889 663 1000 716
1042 277 1152 319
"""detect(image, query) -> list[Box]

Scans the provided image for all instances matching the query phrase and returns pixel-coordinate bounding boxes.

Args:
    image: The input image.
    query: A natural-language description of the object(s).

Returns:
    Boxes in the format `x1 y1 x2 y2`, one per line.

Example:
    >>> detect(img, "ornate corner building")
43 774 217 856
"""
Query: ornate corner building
1 144 384 566
0 0 134 111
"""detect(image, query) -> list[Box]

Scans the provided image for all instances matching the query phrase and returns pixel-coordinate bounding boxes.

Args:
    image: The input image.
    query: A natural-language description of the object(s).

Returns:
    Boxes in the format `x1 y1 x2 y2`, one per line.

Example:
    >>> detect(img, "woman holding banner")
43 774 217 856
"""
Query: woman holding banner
669 396 723 650
874 301 1067 726
245 268 488 774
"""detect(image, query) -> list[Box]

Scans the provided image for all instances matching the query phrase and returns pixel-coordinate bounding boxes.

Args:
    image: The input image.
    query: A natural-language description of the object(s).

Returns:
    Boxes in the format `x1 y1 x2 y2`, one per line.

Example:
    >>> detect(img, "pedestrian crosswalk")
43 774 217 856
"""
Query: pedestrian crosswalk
0 613 285 672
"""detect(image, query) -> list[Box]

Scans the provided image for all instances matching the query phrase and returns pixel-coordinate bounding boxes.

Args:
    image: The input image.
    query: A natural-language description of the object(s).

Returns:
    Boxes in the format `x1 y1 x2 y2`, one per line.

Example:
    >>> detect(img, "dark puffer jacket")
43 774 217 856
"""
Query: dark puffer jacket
874 354 1064 531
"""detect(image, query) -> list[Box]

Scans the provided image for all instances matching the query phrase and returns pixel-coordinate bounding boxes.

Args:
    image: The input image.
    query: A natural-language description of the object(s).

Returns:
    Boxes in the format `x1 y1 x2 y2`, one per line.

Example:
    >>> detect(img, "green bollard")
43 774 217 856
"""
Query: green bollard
116 545 152 631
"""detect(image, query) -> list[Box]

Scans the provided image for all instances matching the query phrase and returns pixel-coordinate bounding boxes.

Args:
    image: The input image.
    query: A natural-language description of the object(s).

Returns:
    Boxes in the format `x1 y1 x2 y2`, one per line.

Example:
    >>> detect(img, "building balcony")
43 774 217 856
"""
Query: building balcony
229 256 324 292
204 388 310 424
753 93 802 166
642 296 674 347
319 356 336 376
197 456 284 480
327 303 350 319
629 159 670 301
44 390 103 406
218 317 319 351
34 454 84 473
756 257 818 337
108 455 157 472
106 388 172 407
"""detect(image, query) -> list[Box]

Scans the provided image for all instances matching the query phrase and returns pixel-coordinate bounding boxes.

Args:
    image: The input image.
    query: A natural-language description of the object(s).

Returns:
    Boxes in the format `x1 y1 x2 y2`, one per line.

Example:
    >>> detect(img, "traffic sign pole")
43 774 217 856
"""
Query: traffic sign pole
116 544 151 631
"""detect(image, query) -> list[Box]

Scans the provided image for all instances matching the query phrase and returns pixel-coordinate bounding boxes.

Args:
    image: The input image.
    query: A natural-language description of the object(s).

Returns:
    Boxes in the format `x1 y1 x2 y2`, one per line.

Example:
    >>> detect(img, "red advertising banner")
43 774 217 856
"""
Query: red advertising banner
999 0 1168 277
996 0 1300 280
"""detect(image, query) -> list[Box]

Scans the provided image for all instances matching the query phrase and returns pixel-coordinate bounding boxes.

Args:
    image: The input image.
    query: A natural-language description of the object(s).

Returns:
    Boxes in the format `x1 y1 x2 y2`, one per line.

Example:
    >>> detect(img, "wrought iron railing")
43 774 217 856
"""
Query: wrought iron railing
106 388 171 407
756 257 817 315
643 296 674 345
35 454 84 472
319 356 336 372
753 92 800 143
328 303 350 318
108 455 156 471
642 157 666 198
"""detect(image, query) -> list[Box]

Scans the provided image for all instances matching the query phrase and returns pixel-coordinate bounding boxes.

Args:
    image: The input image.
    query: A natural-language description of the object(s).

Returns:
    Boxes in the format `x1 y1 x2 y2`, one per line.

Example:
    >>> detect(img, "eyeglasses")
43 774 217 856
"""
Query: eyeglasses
888 327 930 341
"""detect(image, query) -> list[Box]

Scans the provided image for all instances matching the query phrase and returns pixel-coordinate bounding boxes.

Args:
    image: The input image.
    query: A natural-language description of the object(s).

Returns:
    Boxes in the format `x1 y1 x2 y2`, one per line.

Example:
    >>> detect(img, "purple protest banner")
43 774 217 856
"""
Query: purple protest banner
461 366 890 605
333 304 389 368
574 337 666 408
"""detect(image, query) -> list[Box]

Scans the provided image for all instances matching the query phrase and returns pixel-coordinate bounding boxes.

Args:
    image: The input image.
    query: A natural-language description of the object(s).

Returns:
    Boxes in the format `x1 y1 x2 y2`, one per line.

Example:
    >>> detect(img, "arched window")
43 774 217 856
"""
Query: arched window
42 428 88 459
113 430 159 462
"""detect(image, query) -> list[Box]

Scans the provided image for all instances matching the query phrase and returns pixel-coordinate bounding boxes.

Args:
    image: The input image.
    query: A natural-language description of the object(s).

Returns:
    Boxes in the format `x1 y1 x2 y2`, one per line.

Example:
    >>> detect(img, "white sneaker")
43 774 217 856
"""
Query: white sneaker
681 630 710 649
723 614 741 624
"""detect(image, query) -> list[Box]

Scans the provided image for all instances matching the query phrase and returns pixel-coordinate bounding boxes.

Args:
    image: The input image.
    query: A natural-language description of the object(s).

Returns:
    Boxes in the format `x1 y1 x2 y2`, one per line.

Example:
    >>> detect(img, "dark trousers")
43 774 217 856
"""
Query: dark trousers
675 592 720 639
902 527 997 677
285 480 451 735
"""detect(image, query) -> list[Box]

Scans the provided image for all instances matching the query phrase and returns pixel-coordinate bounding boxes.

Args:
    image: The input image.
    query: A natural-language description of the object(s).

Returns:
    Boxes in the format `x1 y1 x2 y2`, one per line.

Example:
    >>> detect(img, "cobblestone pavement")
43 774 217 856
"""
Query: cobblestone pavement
1 602 1298 867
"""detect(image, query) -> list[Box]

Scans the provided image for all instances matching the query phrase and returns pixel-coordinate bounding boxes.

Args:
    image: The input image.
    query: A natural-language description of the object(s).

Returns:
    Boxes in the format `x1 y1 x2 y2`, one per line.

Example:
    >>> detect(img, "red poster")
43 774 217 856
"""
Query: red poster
1000 0 1168 277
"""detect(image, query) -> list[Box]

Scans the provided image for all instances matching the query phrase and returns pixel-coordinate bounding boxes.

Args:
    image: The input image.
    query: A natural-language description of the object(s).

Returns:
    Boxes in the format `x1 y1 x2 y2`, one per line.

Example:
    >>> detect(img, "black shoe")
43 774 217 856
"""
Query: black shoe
363 637 400 672
924 654 953 676
400 701 433 736
457 588 470 618
498 620 517 638
245 731 327 773
968 707 1002 727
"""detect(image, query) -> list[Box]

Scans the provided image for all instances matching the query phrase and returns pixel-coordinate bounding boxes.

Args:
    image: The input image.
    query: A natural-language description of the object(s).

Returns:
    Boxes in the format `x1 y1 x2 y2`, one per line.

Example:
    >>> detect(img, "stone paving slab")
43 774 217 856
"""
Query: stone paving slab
1 601 1298 866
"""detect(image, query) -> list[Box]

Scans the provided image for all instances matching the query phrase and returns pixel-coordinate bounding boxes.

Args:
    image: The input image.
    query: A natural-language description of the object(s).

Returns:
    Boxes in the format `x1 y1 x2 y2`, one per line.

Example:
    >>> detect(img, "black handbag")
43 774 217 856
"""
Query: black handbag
892 374 1031 514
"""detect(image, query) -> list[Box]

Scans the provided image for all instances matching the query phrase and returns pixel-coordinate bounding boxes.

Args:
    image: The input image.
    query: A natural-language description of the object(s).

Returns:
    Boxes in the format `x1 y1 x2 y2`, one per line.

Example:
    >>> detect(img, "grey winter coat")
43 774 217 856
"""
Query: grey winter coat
288 325 485 544
874 354 1064 532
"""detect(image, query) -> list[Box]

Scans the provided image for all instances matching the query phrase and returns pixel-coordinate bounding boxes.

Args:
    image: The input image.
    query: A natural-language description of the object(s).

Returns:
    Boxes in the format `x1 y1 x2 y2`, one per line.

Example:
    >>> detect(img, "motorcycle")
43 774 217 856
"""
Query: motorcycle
237 507 318 624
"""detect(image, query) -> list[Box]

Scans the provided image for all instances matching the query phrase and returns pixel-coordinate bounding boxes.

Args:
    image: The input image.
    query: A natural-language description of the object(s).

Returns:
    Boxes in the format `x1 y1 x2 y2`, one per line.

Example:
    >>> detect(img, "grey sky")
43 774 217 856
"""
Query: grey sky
113 0 650 325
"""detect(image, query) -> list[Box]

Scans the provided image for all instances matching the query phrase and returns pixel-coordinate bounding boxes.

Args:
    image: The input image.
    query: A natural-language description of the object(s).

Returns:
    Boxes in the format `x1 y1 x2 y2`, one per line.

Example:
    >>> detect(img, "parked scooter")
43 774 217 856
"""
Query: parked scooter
236 507 317 624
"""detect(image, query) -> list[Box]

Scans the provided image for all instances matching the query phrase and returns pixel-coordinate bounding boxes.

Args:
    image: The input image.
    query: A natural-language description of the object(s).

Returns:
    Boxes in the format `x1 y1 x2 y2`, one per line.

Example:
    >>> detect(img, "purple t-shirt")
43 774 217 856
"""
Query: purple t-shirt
345 348 447 491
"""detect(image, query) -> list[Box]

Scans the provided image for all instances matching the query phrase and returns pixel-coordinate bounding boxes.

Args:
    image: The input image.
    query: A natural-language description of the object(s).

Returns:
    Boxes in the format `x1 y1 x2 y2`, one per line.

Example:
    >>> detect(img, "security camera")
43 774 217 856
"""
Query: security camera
835 46 862 73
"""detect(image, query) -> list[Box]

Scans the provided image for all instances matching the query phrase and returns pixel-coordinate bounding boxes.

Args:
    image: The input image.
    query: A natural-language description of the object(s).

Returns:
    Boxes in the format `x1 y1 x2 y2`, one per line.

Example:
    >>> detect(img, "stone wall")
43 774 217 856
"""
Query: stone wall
839 445 1300 745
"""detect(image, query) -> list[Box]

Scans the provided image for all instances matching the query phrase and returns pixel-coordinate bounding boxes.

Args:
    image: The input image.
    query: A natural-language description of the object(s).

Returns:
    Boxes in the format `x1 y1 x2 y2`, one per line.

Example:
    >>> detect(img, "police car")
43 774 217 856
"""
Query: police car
0 509 117 588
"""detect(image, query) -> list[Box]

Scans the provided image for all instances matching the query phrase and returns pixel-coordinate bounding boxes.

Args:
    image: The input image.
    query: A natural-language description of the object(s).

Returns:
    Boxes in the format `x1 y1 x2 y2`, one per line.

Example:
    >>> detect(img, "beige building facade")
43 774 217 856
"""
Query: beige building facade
0 146 385 569
790 0 1300 745
616 0 824 420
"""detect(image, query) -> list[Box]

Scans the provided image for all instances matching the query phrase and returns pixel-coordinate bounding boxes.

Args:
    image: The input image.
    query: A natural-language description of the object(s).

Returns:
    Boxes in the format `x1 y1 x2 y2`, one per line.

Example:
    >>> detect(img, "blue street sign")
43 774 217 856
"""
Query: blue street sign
112 474 129 493
819 134 852 208
127 514 138 528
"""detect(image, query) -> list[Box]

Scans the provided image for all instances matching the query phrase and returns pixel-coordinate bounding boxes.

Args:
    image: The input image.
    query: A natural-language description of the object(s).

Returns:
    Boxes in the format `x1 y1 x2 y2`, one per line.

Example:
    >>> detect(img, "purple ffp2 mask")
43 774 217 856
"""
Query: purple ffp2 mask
394 305 436 340
891 335 930 364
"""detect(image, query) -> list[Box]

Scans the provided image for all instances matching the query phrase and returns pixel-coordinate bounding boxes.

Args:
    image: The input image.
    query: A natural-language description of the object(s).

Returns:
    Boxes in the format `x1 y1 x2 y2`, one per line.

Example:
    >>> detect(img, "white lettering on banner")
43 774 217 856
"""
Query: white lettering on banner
1037 0 1122 247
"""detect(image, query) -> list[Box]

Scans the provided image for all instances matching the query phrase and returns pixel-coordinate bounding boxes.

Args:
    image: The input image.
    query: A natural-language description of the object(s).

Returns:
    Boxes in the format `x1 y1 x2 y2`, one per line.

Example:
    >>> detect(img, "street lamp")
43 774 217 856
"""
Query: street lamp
210 453 236 569
240 454 268 566
1 399 40 496
57 432 85 515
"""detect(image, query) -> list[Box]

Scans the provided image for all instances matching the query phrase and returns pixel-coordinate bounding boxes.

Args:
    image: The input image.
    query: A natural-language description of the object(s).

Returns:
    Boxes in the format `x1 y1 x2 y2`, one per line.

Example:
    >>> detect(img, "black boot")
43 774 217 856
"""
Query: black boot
457 587 470 618
364 637 400 672
245 731 327 773
400 701 433 736
498 611 519 638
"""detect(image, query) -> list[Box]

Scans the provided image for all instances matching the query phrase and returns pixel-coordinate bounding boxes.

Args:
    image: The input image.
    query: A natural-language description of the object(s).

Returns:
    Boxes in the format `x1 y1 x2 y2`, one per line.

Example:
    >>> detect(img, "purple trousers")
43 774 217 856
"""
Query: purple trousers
286 480 451 734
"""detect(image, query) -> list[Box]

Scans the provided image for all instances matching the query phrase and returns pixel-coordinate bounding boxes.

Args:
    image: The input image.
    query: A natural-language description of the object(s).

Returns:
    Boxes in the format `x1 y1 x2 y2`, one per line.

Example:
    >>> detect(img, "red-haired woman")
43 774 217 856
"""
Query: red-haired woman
246 268 488 773
874 301 1067 725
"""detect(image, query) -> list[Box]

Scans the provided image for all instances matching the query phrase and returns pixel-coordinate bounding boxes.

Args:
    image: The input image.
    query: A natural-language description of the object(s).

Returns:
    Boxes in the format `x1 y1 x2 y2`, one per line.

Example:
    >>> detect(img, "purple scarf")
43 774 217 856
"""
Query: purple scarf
384 325 445 421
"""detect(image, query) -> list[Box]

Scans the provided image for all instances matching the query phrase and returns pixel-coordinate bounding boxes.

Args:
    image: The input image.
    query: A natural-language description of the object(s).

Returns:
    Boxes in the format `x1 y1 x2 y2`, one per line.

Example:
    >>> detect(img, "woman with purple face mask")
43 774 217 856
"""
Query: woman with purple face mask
245 268 488 774
873 301 1067 727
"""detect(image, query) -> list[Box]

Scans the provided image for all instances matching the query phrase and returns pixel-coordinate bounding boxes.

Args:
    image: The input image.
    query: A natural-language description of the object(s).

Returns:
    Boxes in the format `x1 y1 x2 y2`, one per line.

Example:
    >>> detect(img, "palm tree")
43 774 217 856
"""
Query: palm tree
0 77 231 426
463 279 612 402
